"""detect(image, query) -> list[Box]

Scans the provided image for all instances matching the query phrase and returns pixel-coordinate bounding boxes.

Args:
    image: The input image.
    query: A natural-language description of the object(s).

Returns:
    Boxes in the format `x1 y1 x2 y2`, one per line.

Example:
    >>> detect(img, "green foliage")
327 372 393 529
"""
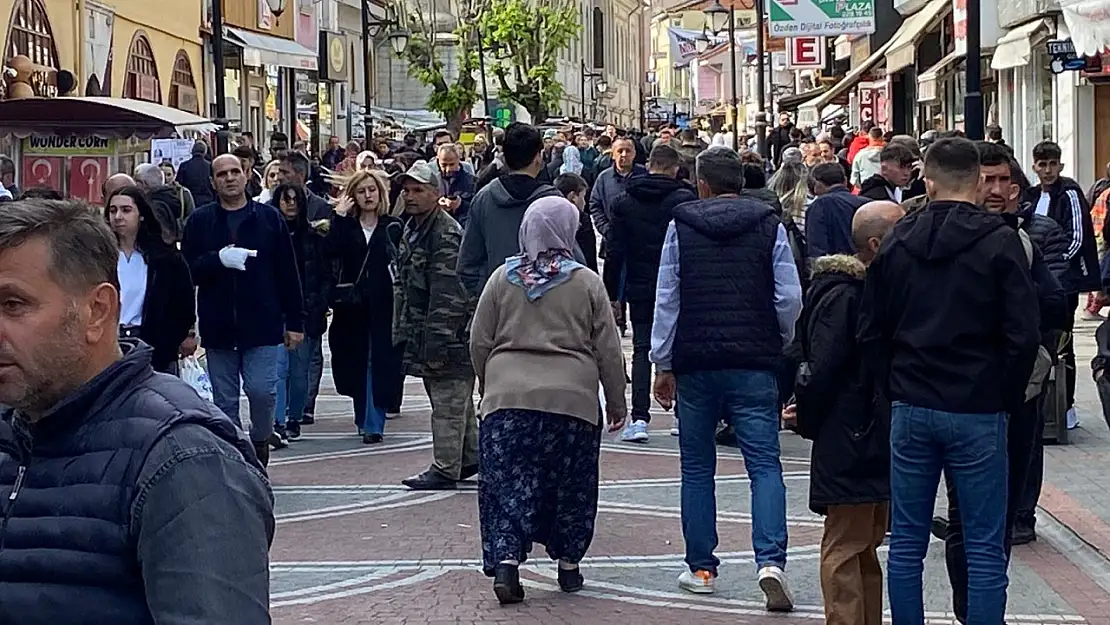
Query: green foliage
480 0 581 122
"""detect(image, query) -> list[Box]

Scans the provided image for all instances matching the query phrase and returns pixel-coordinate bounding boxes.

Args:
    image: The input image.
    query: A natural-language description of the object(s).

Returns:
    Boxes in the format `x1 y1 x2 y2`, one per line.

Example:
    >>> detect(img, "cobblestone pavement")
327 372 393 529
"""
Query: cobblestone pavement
262 320 1110 625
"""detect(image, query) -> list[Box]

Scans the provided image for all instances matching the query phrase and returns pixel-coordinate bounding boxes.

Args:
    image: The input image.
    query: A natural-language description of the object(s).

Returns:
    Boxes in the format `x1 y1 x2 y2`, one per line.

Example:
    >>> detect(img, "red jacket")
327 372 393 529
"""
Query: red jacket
847 135 870 164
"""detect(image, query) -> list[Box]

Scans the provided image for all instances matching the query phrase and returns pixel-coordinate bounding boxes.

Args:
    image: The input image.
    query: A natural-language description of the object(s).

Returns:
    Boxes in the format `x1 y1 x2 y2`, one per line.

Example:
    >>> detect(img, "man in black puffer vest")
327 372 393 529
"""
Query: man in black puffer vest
0 198 274 624
604 144 696 443
649 146 803 610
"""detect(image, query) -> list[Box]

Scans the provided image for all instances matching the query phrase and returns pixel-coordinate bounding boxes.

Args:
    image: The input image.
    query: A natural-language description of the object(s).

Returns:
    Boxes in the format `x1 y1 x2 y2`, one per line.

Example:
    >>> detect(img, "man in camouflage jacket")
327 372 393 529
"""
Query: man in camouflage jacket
392 161 478 490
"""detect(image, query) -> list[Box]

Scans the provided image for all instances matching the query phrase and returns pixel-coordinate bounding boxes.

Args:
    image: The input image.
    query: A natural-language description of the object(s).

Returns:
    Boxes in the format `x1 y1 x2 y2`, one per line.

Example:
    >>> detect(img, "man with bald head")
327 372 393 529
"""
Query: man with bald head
181 153 305 465
102 173 136 203
789 199 902 625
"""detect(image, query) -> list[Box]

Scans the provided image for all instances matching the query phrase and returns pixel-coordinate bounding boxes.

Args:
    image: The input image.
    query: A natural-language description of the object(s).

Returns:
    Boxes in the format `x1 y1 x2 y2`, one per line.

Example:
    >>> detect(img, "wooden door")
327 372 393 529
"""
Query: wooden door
1094 84 1110 183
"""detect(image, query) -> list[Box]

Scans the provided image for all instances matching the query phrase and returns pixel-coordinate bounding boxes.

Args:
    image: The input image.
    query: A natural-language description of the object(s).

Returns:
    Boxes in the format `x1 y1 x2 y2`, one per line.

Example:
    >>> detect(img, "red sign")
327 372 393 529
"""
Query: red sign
787 37 825 68
20 156 63 192
69 157 109 206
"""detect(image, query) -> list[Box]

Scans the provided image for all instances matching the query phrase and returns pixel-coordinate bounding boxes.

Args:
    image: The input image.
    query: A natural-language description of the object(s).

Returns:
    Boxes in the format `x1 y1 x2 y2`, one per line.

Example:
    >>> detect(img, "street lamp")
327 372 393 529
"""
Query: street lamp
596 80 609 95
265 0 287 18
694 29 710 54
582 60 605 122
361 4 410 142
704 0 738 151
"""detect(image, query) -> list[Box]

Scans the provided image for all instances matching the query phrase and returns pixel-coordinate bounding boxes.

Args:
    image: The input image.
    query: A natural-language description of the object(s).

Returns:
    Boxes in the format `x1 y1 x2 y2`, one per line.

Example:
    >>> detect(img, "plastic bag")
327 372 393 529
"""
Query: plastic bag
179 355 214 402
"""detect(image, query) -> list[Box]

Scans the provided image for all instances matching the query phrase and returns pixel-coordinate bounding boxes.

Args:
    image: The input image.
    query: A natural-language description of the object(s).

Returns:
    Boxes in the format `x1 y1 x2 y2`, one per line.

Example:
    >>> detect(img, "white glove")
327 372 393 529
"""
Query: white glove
218 246 257 271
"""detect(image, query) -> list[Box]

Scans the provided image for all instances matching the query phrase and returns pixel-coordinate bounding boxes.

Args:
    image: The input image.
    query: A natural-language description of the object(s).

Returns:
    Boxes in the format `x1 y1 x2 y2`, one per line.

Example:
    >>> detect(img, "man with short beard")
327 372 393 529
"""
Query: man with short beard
0 198 273 623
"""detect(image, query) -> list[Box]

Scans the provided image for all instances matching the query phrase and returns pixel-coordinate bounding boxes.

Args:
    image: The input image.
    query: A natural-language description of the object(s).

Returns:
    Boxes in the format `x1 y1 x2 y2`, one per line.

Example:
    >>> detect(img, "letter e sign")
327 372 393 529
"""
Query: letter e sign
787 36 826 68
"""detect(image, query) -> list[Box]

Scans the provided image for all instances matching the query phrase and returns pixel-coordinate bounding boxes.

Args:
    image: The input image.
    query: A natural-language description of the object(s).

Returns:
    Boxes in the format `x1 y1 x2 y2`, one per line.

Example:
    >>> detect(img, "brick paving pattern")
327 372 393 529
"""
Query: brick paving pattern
262 321 1110 624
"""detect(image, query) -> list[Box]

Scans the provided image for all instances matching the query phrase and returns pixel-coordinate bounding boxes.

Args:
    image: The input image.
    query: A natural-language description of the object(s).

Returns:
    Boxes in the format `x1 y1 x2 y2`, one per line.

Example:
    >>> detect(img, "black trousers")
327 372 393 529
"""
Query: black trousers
942 398 1041 623
1064 292 1079 409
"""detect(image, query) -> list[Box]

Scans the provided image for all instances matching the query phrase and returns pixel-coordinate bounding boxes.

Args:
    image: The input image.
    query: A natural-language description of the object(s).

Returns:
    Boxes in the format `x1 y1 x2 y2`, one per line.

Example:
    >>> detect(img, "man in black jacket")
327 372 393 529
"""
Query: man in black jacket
805 163 868 258
181 154 305 464
1023 140 1100 429
858 144 916 203
278 151 333 221
858 137 1041 625
930 143 1069 623
768 112 795 167
793 199 903 625
605 145 696 443
175 140 215 208
0 198 272 624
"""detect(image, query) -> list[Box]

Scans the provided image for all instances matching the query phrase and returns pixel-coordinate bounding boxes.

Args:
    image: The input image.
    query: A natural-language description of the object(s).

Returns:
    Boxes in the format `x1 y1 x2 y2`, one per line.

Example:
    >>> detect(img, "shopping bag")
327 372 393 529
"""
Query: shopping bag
179 355 214 402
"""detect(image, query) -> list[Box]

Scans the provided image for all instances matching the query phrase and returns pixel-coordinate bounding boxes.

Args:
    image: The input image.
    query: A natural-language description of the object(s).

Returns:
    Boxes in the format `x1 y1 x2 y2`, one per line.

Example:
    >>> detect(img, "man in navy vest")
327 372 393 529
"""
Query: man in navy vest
649 146 803 611
0 198 273 623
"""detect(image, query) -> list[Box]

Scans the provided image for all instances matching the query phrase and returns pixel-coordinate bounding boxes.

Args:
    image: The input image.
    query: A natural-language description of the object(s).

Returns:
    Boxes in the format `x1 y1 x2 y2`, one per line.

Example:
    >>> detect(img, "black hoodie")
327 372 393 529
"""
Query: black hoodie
858 201 1041 415
603 174 696 309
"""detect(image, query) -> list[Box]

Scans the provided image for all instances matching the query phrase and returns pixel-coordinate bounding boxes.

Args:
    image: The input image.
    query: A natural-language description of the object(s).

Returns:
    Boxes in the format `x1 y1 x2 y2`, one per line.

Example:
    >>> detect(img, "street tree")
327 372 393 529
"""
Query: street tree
479 0 581 123
393 0 489 136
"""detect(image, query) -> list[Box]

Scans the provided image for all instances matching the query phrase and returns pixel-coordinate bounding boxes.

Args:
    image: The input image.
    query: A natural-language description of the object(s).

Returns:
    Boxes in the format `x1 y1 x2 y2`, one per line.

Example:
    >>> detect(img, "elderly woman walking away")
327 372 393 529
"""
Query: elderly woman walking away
470 196 628 605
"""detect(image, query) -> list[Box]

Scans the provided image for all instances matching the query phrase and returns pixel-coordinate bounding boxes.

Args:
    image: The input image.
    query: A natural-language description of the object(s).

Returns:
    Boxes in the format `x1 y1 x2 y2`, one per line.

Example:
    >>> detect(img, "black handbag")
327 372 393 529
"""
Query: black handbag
332 221 402 306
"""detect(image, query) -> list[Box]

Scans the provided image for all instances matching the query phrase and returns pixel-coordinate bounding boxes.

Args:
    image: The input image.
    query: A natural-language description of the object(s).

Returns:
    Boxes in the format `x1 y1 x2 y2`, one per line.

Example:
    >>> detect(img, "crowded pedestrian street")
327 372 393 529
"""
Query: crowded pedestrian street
264 320 1110 625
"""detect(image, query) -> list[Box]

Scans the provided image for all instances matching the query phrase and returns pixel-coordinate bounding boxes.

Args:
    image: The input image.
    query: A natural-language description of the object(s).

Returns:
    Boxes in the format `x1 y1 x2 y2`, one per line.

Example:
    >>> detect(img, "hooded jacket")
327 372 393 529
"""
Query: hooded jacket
670 197 783 374
456 173 563 297
1021 176 1101 293
858 201 1042 415
603 174 696 309
795 254 889 514
805 186 868 258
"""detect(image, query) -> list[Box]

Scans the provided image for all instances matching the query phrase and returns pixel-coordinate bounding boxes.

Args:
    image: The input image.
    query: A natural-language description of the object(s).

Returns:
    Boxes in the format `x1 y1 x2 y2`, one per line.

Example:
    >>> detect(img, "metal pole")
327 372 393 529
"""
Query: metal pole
361 0 373 144
477 33 493 142
212 0 228 155
755 0 768 159
964 0 983 139
728 9 738 152
581 60 588 121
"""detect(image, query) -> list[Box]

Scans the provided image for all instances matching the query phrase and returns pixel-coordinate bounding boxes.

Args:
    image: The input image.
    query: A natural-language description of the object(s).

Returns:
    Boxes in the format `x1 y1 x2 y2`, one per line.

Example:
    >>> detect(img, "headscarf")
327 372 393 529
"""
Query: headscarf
560 145 583 175
505 197 583 301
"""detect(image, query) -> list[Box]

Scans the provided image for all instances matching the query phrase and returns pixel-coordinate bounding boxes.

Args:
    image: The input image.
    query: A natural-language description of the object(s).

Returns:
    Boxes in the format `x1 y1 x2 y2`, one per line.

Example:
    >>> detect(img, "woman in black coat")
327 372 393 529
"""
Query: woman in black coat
326 170 404 445
106 186 196 373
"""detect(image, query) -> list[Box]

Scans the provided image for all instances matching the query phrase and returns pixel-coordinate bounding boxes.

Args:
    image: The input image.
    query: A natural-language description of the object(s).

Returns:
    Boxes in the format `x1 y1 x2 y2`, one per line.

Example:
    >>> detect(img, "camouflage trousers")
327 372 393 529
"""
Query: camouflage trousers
423 376 479 480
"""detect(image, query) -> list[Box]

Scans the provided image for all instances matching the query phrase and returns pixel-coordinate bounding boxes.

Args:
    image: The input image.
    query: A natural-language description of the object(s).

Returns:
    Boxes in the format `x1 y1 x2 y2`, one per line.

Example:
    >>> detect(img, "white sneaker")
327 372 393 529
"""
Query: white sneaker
621 419 649 443
677 569 714 594
757 565 794 612
670 418 680 437
385 412 401 420
1067 407 1080 430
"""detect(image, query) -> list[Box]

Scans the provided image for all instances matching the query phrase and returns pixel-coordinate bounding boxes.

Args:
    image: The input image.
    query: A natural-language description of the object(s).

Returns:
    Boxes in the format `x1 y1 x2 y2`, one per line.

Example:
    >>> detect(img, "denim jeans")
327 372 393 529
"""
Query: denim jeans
676 368 788 575
630 322 652 421
303 337 324 418
274 337 319 427
888 402 1009 625
354 347 387 436
207 345 284 443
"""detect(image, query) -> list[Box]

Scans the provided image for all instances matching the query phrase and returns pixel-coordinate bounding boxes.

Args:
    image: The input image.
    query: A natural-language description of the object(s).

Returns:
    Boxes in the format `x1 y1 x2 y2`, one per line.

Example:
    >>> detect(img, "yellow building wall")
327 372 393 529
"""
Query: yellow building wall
0 0 78 75
108 0 206 108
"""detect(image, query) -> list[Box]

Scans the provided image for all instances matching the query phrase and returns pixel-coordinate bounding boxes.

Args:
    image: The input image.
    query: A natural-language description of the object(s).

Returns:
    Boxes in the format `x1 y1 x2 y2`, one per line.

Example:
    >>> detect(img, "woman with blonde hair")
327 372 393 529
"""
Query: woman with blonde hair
254 159 282 203
327 169 405 443
470 196 627 604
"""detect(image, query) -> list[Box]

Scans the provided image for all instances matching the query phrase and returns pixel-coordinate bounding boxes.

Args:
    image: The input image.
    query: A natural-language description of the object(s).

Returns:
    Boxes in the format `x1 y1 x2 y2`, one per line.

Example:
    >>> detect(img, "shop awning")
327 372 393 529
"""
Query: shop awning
885 0 953 73
225 27 318 71
917 50 966 101
991 19 1054 70
798 42 894 125
777 86 829 112
1061 0 1110 55
0 96 218 139
369 106 445 131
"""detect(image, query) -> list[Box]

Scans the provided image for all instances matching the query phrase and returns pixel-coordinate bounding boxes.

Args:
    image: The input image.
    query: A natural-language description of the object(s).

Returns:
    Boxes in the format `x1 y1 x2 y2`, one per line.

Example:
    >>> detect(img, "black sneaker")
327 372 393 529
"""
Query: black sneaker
300 414 315 425
269 426 289 450
402 469 458 490
286 421 302 440
362 432 383 445
460 464 479 480
1011 523 1037 546
930 516 948 541
557 566 583 593
493 563 525 605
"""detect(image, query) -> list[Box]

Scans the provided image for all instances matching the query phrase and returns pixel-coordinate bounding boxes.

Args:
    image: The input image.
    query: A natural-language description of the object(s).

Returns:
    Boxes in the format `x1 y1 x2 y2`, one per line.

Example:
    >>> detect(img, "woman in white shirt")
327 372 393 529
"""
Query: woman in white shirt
254 160 282 204
105 187 196 373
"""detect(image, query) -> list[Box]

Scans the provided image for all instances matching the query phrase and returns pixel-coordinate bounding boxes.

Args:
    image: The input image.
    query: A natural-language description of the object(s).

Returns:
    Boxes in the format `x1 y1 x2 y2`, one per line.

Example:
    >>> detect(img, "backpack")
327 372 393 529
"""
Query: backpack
784 218 809 295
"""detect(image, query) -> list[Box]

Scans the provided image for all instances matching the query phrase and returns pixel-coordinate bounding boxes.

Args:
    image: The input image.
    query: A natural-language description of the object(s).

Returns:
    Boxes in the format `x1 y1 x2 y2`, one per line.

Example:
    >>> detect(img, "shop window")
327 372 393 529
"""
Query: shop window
168 51 198 113
593 7 605 70
124 32 161 104
1032 47 1054 141
1 0 61 99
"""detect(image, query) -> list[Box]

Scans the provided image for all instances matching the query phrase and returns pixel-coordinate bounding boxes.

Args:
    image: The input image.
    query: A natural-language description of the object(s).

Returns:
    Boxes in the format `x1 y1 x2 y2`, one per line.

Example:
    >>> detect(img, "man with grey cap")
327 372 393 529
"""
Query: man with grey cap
393 160 478 491
175 140 215 207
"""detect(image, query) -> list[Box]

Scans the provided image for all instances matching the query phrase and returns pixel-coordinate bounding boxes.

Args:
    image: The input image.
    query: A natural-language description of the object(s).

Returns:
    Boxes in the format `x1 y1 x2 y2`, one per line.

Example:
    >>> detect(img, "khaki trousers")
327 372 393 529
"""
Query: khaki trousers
820 502 889 625
423 376 478 480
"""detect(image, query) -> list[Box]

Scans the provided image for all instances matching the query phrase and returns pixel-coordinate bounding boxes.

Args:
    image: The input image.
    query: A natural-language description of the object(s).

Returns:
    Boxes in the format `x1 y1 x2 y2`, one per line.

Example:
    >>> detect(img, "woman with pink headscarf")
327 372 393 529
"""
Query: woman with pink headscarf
469 196 628 605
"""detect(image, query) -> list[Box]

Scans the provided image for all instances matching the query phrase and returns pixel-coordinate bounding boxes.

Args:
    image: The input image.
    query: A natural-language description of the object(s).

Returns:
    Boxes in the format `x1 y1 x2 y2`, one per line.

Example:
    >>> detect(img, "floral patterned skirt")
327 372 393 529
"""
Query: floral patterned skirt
478 409 602 576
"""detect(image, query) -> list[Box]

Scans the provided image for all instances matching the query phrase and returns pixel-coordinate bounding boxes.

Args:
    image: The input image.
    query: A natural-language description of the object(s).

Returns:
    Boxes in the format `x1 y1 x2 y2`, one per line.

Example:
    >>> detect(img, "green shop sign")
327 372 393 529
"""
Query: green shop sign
768 0 875 38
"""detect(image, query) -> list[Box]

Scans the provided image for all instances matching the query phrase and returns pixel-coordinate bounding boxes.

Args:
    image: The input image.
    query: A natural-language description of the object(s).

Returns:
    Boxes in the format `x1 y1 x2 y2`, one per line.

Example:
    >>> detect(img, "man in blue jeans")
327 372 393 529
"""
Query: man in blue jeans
649 146 803 611
182 154 305 466
857 137 1041 624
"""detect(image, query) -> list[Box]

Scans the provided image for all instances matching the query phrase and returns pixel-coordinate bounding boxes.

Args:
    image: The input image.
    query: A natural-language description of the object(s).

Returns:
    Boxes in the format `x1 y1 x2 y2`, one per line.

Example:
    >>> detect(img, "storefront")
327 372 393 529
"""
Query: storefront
993 18 1061 174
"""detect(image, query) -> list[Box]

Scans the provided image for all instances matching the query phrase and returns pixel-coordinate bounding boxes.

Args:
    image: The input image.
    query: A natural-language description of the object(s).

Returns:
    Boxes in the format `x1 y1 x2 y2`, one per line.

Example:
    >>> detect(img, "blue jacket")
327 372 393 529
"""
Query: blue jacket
175 155 215 208
0 341 273 624
589 164 648 238
182 200 305 350
439 166 476 229
805 186 868 258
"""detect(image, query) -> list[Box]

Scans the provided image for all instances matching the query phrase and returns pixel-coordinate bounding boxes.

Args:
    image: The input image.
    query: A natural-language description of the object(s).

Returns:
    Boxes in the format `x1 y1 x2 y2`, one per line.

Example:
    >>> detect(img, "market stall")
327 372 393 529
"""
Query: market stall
0 97 218 204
